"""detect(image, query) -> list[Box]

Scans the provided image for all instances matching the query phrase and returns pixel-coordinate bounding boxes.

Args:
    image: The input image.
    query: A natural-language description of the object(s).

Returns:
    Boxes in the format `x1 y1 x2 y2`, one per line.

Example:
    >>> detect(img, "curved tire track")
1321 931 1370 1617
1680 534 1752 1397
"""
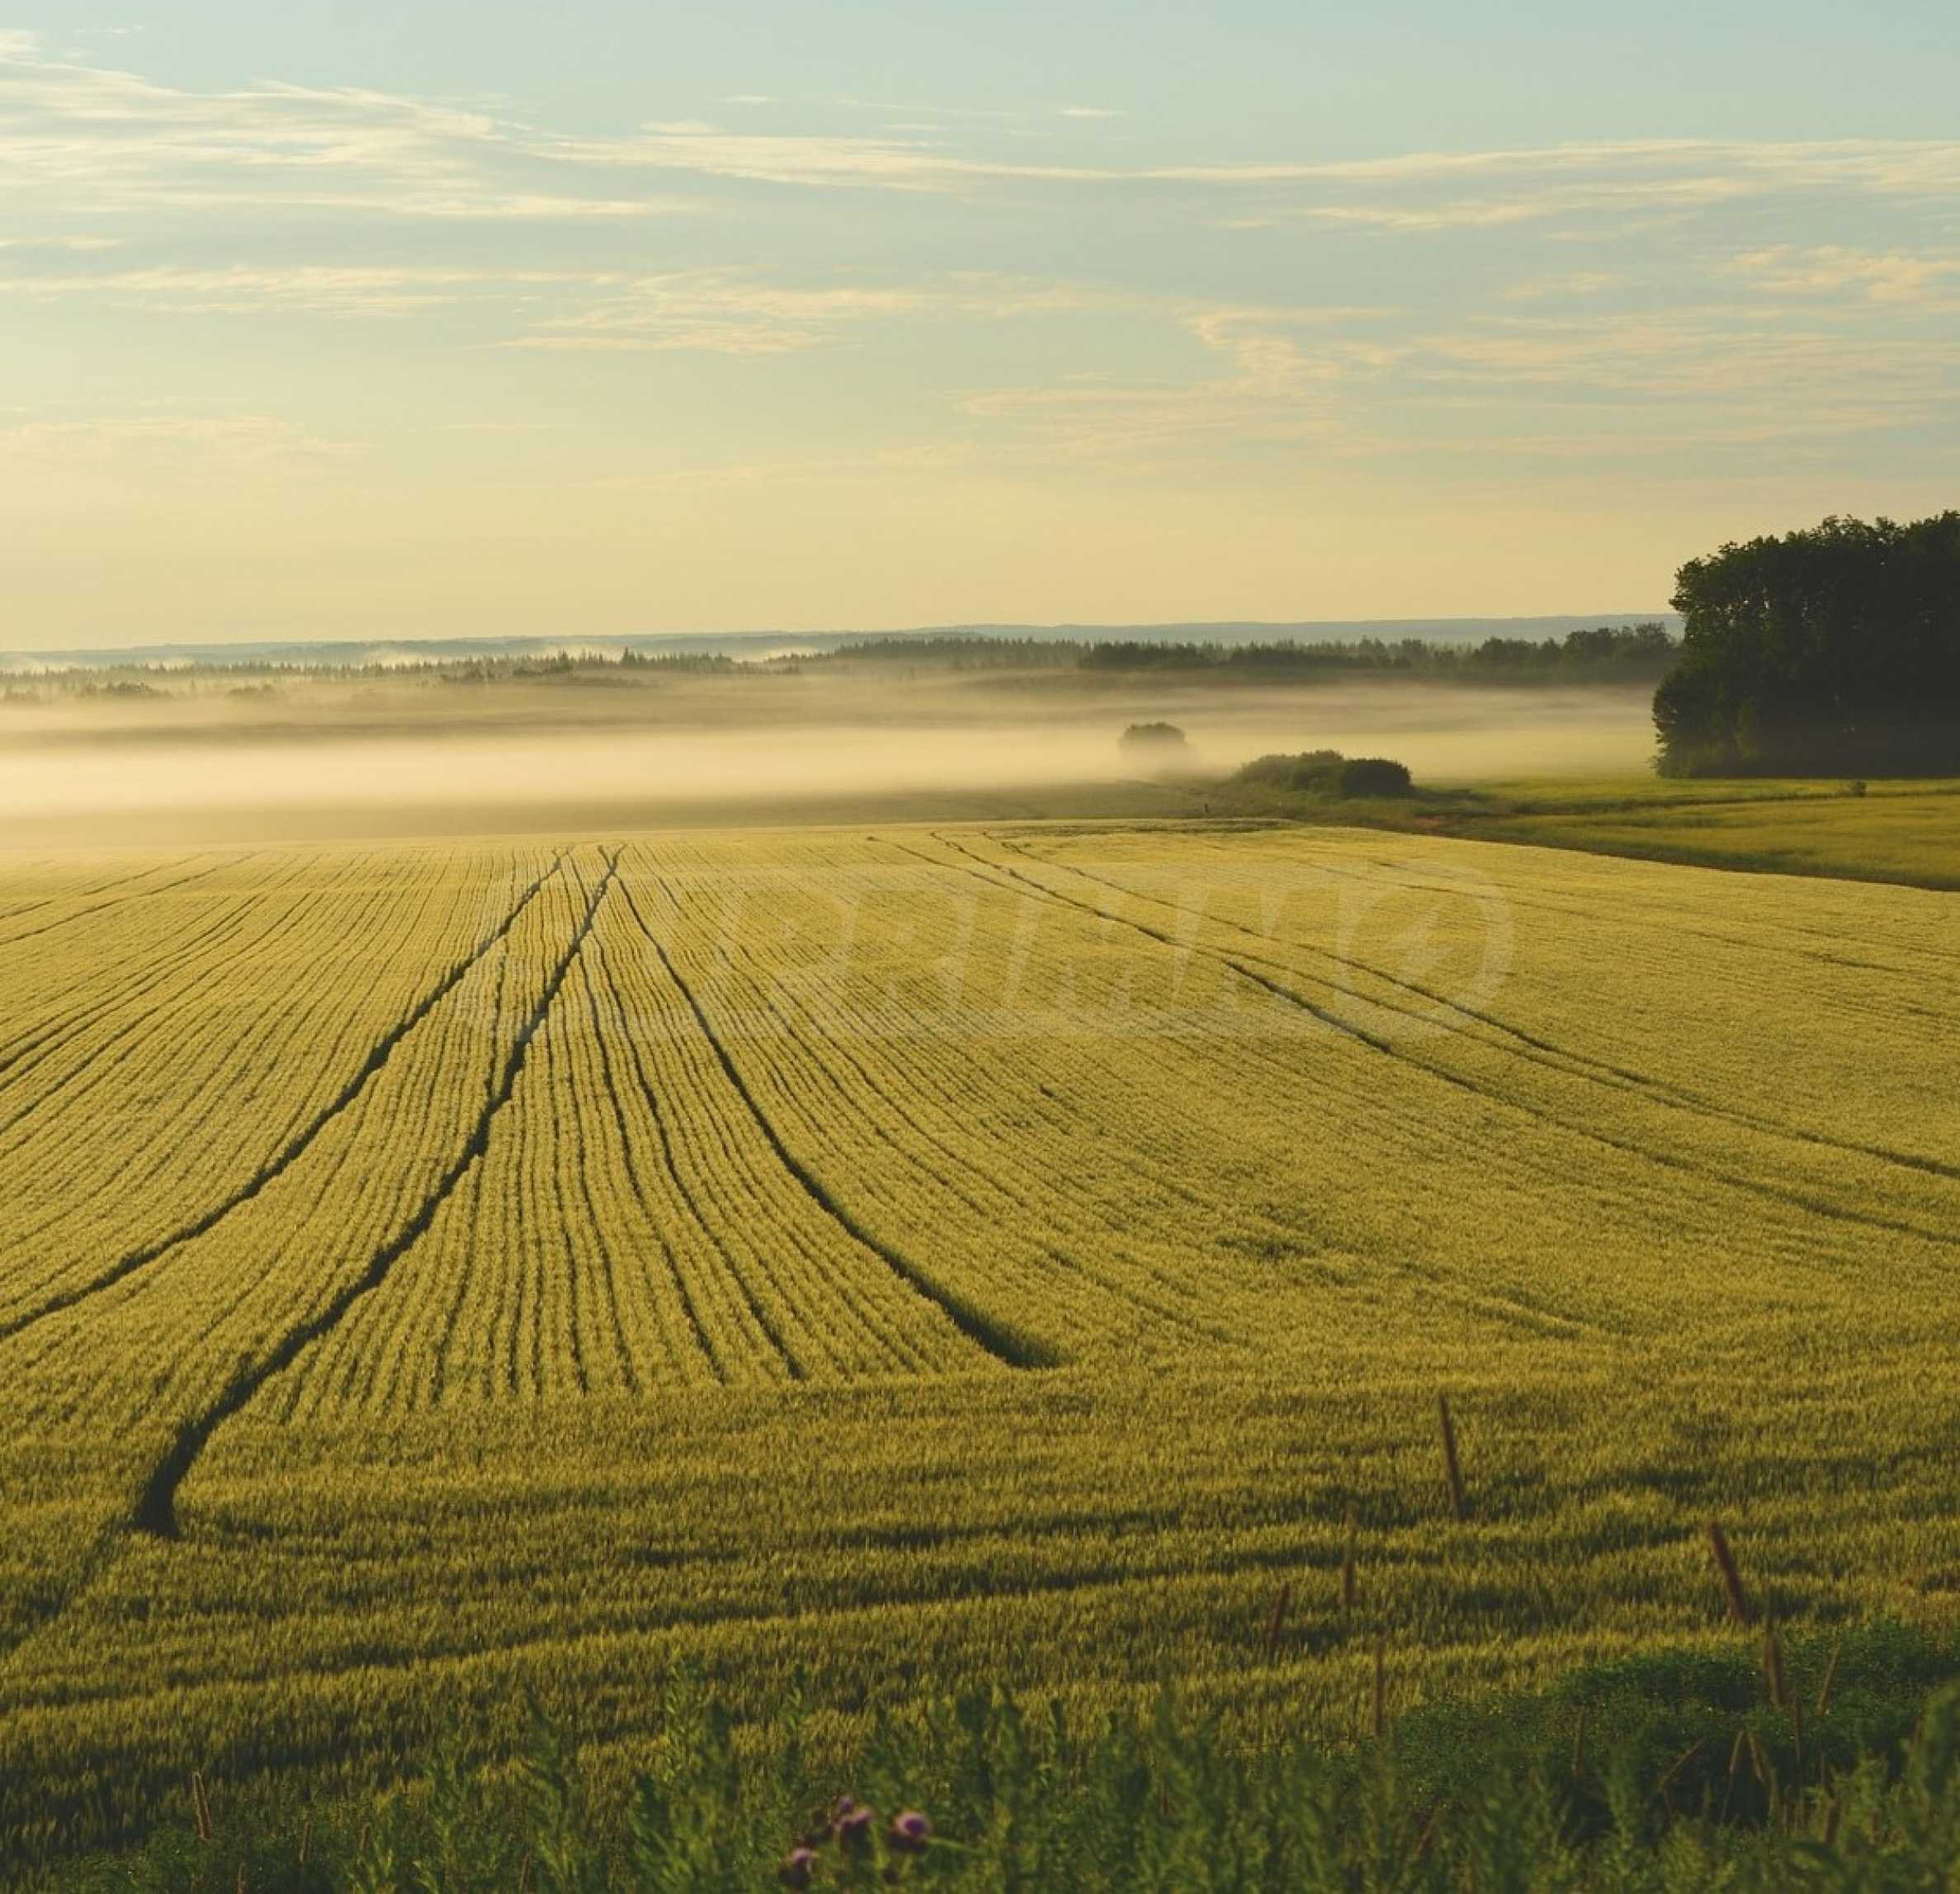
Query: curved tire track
0 853 246 952
615 871 1042 1371
1013 837 1960 1191
0 854 569 1347
132 854 616 1538
939 832 1960 1260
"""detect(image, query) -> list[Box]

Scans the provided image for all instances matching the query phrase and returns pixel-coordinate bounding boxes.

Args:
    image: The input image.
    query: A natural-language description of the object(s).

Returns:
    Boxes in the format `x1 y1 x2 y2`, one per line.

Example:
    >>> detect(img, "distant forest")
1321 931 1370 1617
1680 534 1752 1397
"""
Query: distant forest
2 626 1679 701
816 623 1679 683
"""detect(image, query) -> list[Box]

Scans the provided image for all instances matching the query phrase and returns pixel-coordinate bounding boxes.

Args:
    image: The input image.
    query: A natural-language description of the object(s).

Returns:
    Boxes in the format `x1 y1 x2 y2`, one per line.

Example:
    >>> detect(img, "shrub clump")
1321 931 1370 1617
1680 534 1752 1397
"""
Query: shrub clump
1232 750 1414 796
1117 721 1189 757
1235 749 1344 788
1337 756 1413 796
1117 721 1195 781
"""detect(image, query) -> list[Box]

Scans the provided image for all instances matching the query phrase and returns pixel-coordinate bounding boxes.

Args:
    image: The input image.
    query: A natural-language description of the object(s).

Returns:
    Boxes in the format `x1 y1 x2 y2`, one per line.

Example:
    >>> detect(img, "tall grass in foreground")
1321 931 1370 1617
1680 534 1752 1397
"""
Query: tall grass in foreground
18 1623 1960 1892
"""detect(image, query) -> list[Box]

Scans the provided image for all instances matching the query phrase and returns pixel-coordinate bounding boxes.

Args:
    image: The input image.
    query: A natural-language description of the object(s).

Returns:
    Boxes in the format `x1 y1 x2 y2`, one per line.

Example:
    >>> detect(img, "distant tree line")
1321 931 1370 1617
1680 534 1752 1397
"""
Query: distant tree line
805 627 1677 683
446 649 735 683
5 631 1679 702
1656 513 1960 776
1077 625 1678 683
821 635 1082 670
0 646 745 701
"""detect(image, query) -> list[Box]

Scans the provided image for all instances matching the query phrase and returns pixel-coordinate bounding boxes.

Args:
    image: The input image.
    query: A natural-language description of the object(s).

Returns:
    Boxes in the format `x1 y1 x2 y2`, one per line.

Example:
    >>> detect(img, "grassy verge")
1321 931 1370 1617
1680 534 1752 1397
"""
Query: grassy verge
17 1622 1960 1891
1215 775 1960 890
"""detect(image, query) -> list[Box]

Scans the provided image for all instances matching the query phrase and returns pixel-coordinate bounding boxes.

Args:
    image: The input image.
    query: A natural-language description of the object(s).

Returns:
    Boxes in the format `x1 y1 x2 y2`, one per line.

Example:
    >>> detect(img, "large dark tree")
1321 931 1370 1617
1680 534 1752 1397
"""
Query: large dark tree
1655 512 1960 776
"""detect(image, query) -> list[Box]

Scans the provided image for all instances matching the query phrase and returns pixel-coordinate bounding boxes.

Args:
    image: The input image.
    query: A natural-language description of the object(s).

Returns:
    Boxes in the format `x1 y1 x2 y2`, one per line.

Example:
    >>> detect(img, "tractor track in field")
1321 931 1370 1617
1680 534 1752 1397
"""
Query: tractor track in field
0 860 144 925
0 874 340 1198
1278 843 1960 1069
640 862 1230 1358
1 1499 1662 1726
1006 838 1960 1194
564 949 646 1396
0 854 572 1348
0 853 248 952
586 923 801 1382
597 914 1000 1378
933 832 1960 1262
0 854 370 1170
916 834 1391 1054
1331 842 1960 979
0 862 298 1089
130 853 617 1538
616 870 1042 1372
0 856 196 928
0 861 463 1273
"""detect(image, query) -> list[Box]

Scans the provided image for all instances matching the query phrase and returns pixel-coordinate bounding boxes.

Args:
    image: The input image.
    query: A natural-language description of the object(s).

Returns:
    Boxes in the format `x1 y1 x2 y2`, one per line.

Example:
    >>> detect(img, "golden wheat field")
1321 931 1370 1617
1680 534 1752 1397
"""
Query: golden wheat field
2 821 1958 1848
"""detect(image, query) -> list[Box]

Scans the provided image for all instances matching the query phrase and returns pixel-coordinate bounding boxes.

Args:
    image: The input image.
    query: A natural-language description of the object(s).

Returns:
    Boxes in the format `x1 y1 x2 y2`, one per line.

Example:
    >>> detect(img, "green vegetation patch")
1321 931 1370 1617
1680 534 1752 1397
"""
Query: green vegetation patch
25 1625 1960 1891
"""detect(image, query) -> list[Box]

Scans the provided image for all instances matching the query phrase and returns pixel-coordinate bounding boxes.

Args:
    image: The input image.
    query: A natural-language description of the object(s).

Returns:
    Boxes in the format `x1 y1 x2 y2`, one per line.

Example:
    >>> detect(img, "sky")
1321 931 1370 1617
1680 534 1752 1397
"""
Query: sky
4 2 1958 648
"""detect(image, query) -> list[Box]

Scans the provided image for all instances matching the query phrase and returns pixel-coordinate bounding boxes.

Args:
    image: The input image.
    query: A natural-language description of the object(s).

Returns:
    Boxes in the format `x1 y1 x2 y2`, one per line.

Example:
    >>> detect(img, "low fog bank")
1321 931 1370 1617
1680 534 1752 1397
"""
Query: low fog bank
0 678 1655 846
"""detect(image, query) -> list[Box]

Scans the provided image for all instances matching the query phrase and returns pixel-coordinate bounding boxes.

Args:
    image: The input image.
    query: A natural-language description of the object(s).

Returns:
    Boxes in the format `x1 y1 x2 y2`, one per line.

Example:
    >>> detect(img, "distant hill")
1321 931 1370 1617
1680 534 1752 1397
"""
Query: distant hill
2 616 1679 673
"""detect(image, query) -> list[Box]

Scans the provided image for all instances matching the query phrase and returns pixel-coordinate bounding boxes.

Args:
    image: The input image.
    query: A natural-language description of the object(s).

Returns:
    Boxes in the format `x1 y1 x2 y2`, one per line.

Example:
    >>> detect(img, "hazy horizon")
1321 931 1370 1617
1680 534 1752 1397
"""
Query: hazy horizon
0 612 1679 666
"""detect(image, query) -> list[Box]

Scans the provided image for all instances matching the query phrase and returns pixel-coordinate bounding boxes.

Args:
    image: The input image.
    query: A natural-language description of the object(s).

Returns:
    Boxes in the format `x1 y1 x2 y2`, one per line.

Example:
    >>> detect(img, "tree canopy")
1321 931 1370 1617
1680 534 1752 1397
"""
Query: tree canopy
1655 513 1960 777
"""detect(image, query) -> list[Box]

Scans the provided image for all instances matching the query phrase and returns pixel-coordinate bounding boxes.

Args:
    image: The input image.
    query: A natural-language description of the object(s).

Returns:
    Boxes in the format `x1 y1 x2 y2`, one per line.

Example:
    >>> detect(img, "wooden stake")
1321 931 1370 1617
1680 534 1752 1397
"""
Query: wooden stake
1707 1520 1754 1624
1437 1394 1467 1521
1263 1581 1291 1661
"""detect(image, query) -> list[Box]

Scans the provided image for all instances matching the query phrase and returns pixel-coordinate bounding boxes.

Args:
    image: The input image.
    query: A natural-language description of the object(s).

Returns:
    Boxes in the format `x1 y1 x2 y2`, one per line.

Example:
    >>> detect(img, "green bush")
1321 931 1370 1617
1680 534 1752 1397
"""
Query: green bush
1232 749 1344 789
1230 753 1414 796
1336 757 1413 796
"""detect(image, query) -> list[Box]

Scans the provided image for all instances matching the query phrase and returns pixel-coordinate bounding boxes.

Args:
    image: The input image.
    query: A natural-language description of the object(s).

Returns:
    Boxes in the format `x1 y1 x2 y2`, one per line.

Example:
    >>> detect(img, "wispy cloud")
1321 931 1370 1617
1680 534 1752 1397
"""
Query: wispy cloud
0 263 624 316
1406 311 1959 408
0 409 359 469
510 276 937 354
962 309 1405 461
1502 272 1622 301
506 272 1099 353
0 35 688 220
1734 244 1960 306
0 234 120 252
963 298 1960 467
580 438 982 493
7 33 1960 229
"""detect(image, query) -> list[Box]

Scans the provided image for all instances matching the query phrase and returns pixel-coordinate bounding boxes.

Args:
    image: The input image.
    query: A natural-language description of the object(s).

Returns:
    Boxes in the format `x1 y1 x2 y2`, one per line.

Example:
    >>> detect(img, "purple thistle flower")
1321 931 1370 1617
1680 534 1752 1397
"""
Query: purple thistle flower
834 1803 876 1851
888 1810 932 1854
778 1846 819 1891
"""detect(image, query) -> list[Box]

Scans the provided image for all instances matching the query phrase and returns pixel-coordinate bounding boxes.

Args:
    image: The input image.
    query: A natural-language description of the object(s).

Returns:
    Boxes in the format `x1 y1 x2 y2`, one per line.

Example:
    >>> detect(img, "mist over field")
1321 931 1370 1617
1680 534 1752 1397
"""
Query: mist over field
0 671 1654 843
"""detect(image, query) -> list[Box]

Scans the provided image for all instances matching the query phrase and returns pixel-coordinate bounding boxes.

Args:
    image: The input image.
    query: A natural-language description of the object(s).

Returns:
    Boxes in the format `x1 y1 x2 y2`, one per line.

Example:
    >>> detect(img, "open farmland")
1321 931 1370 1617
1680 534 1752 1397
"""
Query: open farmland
1420 778 1960 890
2 822 1959 1855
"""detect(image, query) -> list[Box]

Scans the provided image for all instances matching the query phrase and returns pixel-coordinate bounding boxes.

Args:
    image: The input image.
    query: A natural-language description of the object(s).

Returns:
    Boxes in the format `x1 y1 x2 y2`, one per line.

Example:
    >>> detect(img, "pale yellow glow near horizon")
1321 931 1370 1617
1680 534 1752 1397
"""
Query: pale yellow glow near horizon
4 26 1958 650
18 458 1953 648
